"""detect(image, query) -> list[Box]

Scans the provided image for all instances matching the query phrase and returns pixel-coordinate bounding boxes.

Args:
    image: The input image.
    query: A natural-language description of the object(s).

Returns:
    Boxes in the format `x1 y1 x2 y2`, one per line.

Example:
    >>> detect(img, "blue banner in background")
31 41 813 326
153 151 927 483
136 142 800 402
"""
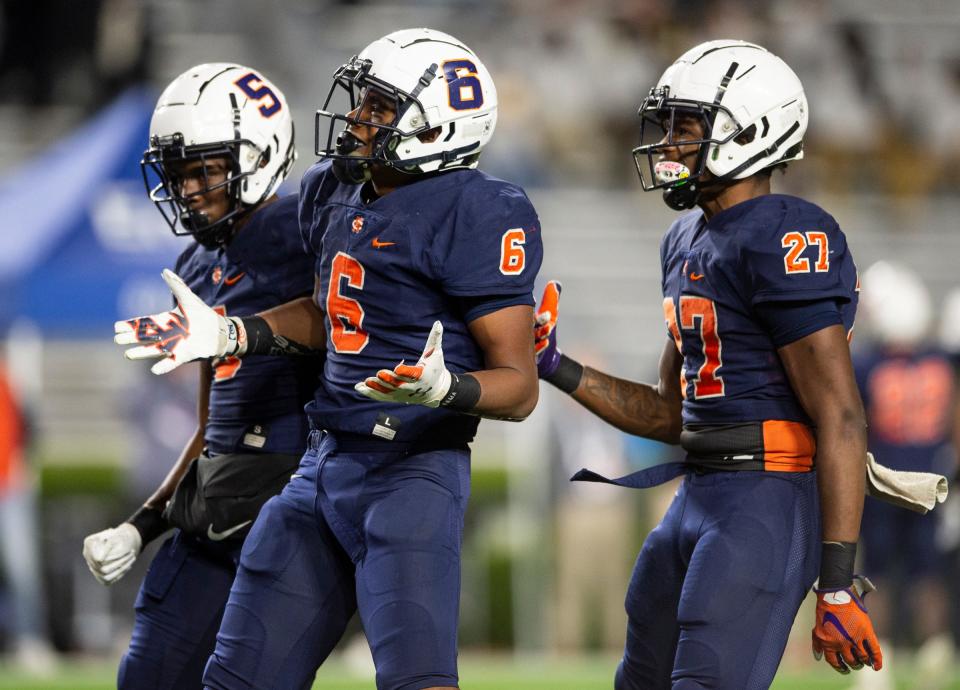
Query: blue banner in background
0 87 186 335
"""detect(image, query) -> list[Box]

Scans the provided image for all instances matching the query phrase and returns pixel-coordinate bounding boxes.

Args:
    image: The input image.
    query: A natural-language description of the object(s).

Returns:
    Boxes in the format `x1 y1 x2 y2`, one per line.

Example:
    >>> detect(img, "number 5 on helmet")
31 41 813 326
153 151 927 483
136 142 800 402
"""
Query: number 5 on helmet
114 269 243 375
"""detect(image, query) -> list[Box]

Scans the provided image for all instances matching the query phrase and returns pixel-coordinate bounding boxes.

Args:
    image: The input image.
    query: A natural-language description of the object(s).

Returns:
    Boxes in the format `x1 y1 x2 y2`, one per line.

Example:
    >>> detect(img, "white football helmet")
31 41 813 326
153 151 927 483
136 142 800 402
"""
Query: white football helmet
633 40 808 210
315 28 498 183
860 260 932 348
141 63 296 247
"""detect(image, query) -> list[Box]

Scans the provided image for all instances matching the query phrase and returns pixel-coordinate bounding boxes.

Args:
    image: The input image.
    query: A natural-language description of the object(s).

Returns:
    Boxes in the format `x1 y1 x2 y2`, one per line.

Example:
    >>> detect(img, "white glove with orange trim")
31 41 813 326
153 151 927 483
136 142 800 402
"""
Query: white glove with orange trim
114 269 242 375
354 321 452 407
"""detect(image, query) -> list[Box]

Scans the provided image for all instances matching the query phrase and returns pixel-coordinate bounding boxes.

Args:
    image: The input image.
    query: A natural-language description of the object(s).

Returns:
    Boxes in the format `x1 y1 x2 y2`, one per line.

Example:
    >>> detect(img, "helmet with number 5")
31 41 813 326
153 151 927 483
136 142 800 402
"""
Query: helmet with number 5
633 40 807 210
141 63 296 248
315 28 498 183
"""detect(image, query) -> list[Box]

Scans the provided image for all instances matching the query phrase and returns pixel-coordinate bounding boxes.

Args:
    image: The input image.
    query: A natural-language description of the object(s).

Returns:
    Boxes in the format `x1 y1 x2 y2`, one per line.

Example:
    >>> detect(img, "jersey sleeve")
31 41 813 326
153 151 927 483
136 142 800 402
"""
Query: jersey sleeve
742 201 855 307
265 195 315 300
431 180 543 297
298 160 333 256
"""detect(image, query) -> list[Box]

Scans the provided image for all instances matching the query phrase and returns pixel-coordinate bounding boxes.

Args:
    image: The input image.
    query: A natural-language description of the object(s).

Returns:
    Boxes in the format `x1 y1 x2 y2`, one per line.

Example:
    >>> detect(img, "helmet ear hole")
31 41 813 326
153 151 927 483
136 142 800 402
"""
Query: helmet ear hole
735 124 757 145
417 126 442 144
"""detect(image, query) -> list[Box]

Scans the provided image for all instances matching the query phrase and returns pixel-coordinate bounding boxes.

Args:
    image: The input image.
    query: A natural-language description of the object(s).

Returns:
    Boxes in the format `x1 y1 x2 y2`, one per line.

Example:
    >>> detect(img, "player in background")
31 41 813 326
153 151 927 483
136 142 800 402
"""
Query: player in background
82 63 319 689
114 29 542 690
535 40 882 688
852 261 956 690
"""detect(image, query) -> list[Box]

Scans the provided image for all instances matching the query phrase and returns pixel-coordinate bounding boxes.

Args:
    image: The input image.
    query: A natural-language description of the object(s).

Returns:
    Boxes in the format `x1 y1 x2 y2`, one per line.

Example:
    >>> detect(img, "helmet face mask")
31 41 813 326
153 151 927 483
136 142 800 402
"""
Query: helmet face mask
632 41 808 210
141 63 296 248
315 28 498 183
633 88 745 210
142 134 253 248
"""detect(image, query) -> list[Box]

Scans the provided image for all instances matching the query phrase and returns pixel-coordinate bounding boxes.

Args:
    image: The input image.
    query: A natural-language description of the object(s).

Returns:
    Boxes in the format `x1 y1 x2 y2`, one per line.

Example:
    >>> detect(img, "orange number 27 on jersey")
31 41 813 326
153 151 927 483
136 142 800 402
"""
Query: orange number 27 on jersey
326 251 369 353
781 231 829 274
664 296 725 399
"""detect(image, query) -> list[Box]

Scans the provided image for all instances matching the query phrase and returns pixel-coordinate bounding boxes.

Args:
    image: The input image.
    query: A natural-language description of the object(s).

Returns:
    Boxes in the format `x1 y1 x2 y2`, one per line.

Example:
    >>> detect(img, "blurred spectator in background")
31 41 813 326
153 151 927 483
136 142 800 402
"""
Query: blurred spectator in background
0 356 56 673
853 261 957 690
549 383 633 653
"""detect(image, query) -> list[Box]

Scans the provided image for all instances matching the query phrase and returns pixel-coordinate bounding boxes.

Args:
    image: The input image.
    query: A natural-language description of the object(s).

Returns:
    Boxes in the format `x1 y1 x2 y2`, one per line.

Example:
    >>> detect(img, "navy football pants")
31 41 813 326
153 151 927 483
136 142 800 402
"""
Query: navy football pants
118 531 242 690
203 431 470 690
615 470 820 690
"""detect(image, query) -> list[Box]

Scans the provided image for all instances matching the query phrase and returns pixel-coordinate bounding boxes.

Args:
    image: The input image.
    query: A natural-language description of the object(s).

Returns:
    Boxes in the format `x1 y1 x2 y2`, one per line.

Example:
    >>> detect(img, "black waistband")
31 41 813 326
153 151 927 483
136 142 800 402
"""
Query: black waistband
680 422 766 471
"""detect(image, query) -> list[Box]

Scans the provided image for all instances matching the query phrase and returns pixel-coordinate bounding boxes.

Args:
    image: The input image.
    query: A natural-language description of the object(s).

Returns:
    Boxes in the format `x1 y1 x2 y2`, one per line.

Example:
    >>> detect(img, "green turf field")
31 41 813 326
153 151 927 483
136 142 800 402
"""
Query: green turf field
0 655 958 690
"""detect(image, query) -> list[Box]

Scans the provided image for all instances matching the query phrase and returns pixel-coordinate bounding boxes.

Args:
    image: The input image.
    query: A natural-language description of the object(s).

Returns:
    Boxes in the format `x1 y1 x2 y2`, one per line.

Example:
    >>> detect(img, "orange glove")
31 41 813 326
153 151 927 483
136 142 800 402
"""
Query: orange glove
812 575 883 674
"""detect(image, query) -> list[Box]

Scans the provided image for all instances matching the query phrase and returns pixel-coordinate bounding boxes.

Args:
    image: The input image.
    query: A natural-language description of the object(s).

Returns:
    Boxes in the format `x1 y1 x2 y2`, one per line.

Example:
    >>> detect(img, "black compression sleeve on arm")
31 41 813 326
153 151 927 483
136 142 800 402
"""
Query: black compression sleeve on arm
240 316 320 357
545 354 584 394
439 373 482 412
819 541 857 589
127 506 169 549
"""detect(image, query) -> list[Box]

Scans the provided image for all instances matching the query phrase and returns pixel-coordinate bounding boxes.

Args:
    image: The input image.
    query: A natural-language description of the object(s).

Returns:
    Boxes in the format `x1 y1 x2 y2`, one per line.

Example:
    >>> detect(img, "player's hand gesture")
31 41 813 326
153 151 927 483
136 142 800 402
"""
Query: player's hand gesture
81 523 142 586
114 269 242 375
534 280 563 379
355 321 453 408
812 575 883 674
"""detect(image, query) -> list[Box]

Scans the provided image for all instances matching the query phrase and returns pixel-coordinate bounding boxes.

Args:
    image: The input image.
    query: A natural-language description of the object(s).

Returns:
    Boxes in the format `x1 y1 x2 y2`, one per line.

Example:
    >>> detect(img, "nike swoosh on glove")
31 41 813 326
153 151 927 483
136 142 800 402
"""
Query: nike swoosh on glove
812 575 883 674
354 320 452 408
534 280 562 379
114 269 242 374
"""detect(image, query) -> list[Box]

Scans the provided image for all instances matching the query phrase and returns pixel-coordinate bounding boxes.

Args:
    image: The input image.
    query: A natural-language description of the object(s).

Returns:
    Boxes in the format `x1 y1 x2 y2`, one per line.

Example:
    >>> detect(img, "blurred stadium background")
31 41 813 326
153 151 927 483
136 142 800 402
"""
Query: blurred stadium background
1 0 960 687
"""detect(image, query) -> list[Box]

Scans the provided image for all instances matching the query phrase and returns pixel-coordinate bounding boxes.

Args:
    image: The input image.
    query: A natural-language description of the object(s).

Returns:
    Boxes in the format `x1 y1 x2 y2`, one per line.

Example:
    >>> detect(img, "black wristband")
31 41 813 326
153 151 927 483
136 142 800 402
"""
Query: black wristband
819 541 857 589
439 372 482 412
126 505 169 548
240 316 275 356
545 354 584 394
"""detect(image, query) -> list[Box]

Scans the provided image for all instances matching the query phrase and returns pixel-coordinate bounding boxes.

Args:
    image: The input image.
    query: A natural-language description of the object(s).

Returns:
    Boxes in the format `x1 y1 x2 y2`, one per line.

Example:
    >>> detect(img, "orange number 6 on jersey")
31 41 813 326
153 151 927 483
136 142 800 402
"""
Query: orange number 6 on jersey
326 252 369 353
500 228 526 275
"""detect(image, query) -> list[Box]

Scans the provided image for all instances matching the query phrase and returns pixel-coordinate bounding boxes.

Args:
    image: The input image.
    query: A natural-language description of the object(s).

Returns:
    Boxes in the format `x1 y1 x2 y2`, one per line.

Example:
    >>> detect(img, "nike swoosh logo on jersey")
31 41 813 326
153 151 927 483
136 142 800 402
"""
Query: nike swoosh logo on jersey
690 272 705 281
206 519 252 541
371 238 396 248
224 272 246 286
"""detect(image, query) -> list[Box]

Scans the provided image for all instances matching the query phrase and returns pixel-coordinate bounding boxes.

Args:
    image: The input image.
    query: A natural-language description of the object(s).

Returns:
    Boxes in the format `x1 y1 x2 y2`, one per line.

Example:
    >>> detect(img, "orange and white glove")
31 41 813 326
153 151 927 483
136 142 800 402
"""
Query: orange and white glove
534 280 563 379
114 269 243 374
812 575 883 674
354 321 453 408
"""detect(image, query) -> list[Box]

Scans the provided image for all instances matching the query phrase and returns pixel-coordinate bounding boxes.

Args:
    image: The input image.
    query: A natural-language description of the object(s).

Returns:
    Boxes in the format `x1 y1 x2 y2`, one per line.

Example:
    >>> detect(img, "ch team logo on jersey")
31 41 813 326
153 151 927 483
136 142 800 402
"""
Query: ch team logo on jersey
211 266 223 284
351 215 364 234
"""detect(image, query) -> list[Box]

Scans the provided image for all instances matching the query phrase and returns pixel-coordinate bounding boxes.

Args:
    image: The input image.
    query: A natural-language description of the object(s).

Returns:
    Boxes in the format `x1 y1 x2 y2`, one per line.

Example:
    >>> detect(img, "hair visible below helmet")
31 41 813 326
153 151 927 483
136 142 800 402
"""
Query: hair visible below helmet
315 28 498 184
141 63 296 248
632 40 808 210
860 260 932 349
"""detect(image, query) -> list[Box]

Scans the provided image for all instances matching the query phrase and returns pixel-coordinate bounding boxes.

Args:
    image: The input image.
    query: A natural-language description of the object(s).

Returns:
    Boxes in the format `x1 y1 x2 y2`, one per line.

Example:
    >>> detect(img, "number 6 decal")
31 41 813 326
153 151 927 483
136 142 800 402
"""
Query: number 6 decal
500 229 526 275
327 252 369 353
442 60 484 111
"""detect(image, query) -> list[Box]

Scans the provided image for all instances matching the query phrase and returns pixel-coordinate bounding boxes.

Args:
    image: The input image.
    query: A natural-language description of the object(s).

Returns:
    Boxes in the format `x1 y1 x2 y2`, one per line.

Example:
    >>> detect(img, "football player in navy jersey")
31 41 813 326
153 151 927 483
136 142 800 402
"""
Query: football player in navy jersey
82 63 320 689
114 29 542 690
536 41 882 688
854 261 955 689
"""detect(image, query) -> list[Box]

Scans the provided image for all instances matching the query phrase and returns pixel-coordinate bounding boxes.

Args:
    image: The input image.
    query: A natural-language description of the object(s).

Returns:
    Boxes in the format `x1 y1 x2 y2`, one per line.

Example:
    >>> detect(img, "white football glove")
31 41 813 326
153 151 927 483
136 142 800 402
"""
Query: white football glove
355 321 452 408
82 523 142 586
114 269 242 375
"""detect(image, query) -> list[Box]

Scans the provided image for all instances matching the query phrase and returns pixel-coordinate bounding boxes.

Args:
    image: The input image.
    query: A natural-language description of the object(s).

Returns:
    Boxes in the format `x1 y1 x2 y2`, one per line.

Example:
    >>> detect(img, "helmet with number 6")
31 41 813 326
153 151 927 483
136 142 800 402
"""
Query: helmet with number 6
633 40 808 210
141 63 296 248
315 28 498 183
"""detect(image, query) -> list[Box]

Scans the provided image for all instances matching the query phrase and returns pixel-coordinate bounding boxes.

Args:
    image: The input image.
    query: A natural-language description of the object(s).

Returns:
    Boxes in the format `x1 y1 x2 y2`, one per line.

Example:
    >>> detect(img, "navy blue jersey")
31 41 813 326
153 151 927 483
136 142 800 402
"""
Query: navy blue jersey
299 162 542 445
175 194 320 455
661 195 858 467
855 347 955 472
